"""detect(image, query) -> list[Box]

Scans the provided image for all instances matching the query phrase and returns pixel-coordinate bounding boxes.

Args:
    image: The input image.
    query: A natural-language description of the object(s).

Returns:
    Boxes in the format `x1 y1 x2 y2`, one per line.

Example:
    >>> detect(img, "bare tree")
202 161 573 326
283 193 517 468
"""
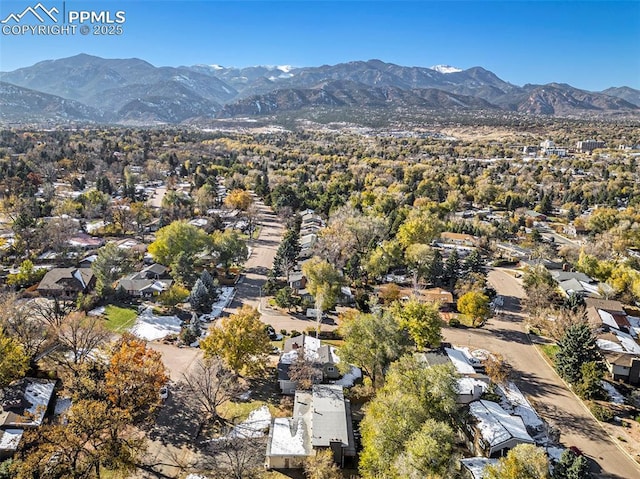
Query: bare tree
51 312 110 373
0 294 52 362
205 436 266 479
288 348 322 391
31 297 76 329
181 358 248 426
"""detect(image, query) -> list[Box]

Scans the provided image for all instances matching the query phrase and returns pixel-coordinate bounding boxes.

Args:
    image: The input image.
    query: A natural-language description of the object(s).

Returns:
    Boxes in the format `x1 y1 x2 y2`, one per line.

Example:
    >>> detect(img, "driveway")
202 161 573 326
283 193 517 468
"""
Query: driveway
444 268 640 479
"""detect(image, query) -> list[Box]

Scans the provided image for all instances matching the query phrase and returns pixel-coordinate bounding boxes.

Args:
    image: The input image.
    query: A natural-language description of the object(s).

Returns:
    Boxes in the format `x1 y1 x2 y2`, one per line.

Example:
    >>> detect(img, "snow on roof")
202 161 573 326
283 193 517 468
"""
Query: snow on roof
445 347 476 374
229 405 272 439
600 309 620 330
546 446 565 463
130 307 182 341
460 457 498 479
497 382 544 431
457 377 488 395
53 397 72 416
615 330 640 354
597 338 625 352
24 379 56 426
469 400 533 447
0 429 23 452
601 381 625 404
269 418 309 456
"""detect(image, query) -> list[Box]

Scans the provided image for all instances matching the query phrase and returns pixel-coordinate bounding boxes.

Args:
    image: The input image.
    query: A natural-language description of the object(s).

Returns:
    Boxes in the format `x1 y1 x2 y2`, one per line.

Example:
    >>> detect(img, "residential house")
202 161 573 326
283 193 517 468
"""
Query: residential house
115 264 172 298
439 232 479 247
265 384 356 469
465 400 534 457
287 271 306 293
67 233 104 250
603 352 640 385
37 267 95 297
416 349 487 404
277 335 341 395
0 378 56 458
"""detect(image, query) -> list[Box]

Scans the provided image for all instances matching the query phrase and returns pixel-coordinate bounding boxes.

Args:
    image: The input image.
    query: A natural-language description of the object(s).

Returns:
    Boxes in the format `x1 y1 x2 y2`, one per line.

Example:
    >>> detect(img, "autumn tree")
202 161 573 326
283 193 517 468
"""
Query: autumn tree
148 220 212 266
105 334 168 422
359 357 458 478
0 294 50 365
392 299 442 350
396 210 443 249
200 306 271 376
457 291 491 326
393 419 457 479
181 358 248 426
0 332 29 387
304 449 342 479
483 353 513 385
302 256 343 335
484 444 550 479
338 311 411 388
14 400 144 479
211 229 248 273
224 189 253 211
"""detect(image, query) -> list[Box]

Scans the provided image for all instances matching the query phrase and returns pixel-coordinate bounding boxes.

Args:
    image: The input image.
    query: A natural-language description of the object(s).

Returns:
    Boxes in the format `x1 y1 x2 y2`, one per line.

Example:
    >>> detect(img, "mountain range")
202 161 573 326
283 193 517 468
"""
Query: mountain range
1 54 638 125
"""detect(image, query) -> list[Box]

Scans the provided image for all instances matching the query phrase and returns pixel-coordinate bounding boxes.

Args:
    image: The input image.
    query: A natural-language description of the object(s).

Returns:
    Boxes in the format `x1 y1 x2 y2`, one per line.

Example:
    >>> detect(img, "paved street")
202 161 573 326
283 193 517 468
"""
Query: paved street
230 200 337 333
444 269 640 479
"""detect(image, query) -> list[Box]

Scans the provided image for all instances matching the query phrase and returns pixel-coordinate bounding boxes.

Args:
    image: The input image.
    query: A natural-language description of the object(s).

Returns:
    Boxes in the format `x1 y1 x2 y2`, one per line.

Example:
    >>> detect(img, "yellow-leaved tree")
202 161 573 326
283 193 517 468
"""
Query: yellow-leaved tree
200 305 271 376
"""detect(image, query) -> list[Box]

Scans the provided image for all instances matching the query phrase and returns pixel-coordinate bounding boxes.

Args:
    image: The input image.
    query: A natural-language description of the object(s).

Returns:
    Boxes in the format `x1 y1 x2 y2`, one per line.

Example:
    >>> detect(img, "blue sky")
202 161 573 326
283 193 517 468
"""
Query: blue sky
1 1 639 90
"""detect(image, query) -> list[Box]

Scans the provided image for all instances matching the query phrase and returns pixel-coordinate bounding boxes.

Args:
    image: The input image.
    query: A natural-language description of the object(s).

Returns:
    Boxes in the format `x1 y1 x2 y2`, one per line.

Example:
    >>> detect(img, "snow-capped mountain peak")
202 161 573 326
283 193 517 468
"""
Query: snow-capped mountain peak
430 64 463 74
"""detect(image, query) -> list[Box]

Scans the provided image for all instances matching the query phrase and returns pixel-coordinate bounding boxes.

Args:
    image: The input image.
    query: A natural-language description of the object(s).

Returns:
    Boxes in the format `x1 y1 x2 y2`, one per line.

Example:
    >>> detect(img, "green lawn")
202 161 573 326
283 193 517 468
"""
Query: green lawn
539 343 560 362
103 305 138 332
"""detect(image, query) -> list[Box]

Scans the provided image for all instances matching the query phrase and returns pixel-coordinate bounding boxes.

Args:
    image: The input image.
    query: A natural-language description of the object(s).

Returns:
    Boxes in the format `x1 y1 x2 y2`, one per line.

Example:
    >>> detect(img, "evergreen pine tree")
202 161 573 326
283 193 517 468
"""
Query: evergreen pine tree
555 324 602 385
443 250 460 288
464 249 483 274
200 269 218 302
190 279 210 314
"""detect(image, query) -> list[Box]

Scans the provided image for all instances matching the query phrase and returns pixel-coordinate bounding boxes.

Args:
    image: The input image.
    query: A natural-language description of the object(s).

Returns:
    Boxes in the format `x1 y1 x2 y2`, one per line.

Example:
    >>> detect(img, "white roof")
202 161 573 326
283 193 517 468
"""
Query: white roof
497 382 544 430
269 418 309 456
460 457 498 479
469 400 533 447
457 377 488 395
599 309 620 330
24 379 56 426
0 429 23 451
597 338 625 352
445 347 476 375
615 330 640 354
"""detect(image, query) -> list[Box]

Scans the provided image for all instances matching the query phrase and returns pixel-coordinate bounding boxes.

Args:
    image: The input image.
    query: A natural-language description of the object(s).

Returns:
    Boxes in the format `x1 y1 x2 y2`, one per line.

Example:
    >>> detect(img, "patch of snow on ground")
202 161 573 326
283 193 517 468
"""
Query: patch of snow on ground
333 366 362 387
88 306 105 316
229 405 272 439
602 381 625 404
130 307 182 341
202 286 235 321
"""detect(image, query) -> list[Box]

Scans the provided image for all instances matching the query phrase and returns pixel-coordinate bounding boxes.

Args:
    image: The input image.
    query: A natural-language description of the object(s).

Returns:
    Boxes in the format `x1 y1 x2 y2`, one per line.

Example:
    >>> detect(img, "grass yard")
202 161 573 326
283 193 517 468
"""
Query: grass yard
103 305 138 332
539 343 560 362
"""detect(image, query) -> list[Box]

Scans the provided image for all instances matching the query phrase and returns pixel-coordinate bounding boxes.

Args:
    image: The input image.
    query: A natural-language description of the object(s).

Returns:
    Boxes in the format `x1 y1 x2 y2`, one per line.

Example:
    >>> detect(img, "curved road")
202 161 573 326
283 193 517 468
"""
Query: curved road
445 269 640 479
